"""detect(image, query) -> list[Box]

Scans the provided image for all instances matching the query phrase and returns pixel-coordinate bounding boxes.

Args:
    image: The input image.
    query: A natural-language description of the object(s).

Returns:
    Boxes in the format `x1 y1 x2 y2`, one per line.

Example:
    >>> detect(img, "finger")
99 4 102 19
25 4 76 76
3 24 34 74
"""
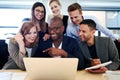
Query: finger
42 48 51 53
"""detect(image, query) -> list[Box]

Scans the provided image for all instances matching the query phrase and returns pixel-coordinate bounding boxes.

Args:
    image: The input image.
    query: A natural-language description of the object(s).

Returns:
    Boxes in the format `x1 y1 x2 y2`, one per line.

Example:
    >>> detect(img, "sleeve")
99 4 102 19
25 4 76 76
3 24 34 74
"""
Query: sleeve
67 39 85 70
8 39 27 70
66 23 72 37
106 38 120 70
85 15 118 40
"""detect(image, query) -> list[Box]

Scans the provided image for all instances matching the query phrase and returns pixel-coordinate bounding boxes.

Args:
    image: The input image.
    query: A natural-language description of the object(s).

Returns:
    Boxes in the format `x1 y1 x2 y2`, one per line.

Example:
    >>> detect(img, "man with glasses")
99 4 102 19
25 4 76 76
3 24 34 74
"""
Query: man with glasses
34 16 85 70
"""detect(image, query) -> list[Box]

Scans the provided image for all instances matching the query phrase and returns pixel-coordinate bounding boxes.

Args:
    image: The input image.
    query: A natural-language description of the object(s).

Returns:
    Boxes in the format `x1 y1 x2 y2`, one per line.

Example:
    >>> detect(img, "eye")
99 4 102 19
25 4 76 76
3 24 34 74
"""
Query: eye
33 32 37 34
51 7 53 10
28 32 31 35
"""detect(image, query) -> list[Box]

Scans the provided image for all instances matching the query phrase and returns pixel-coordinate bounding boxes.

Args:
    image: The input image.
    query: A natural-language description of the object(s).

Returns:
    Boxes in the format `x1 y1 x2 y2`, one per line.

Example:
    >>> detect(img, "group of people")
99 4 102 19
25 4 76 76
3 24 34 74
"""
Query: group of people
2 0 120 73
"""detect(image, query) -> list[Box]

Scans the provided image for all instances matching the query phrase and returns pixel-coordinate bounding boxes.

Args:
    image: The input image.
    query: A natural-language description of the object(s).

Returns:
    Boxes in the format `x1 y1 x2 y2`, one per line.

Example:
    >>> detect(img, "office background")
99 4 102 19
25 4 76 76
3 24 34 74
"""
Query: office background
0 0 120 40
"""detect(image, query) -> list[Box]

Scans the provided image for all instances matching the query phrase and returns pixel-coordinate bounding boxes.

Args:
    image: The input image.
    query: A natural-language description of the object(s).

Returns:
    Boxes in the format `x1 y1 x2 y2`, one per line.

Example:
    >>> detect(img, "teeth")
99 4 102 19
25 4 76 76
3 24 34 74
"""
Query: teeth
51 35 56 37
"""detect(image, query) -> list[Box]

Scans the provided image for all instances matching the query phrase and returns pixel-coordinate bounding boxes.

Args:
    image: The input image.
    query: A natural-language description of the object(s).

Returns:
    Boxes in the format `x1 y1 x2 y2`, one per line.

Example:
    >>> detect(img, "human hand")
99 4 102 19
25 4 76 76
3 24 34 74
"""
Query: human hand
14 33 24 46
117 38 120 43
43 34 50 41
91 58 101 66
43 47 67 57
87 66 108 73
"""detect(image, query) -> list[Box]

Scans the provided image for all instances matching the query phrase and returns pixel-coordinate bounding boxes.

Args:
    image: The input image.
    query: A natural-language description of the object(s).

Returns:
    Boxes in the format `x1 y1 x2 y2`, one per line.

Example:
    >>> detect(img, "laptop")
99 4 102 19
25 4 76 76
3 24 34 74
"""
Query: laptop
23 58 78 80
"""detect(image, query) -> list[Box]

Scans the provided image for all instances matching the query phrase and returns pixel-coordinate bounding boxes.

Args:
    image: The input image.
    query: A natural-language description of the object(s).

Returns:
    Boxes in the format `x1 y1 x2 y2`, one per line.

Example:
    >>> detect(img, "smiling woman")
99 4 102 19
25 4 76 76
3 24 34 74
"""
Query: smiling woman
2 21 39 70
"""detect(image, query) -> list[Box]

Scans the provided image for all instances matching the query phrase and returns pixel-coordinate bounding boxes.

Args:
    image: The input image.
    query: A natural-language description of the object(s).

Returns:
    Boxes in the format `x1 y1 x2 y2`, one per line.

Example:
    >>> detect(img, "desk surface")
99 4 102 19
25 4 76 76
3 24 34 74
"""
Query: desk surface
0 70 107 80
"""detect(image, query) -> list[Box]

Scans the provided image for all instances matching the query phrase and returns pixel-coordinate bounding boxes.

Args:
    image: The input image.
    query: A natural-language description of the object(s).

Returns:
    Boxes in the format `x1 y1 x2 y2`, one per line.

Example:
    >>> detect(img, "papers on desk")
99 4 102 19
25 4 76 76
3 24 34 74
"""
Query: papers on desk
0 72 27 80
12 72 27 80
0 72 12 80
104 71 120 80
85 61 112 70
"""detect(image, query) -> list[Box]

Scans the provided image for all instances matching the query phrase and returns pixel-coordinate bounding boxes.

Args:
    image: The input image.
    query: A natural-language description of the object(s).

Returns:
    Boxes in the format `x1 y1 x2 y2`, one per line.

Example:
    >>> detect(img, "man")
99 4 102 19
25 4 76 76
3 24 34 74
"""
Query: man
66 3 120 42
78 19 120 73
34 16 85 70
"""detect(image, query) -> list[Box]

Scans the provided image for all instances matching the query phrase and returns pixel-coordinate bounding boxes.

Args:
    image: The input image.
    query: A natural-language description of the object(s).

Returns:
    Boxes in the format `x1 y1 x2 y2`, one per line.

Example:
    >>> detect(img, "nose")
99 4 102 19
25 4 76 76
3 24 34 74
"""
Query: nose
49 29 54 34
72 18 76 22
31 33 36 38
78 31 82 36
38 12 42 15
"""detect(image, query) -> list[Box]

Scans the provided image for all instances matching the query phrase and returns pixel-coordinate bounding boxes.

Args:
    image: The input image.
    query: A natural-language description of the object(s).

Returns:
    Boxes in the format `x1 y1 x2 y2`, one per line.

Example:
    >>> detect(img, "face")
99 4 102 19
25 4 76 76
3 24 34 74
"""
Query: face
34 6 44 21
50 1 61 16
24 26 38 44
78 24 95 42
69 9 83 25
48 22 64 41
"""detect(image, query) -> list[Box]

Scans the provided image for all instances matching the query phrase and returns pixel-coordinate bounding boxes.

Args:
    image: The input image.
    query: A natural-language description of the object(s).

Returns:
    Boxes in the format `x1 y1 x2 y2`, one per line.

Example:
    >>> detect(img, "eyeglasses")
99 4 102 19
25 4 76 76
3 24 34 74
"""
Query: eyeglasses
35 9 44 14
48 26 62 32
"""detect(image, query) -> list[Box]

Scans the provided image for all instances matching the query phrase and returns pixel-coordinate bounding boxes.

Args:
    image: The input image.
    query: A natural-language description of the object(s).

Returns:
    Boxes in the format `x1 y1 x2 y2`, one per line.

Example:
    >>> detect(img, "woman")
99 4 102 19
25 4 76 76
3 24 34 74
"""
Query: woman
32 2 49 40
3 21 39 70
48 0 69 34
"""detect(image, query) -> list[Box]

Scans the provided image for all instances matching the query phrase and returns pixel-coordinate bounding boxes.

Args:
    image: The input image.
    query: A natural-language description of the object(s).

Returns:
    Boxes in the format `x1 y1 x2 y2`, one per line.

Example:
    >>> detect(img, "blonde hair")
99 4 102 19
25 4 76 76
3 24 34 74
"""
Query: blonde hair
49 0 61 6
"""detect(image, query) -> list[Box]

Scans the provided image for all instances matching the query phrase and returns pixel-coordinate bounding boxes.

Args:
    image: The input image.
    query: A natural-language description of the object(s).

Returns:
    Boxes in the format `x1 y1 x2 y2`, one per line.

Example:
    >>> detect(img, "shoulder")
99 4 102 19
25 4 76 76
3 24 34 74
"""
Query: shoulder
95 36 113 43
96 36 111 40
83 15 100 22
9 38 16 44
39 38 52 45
63 36 78 43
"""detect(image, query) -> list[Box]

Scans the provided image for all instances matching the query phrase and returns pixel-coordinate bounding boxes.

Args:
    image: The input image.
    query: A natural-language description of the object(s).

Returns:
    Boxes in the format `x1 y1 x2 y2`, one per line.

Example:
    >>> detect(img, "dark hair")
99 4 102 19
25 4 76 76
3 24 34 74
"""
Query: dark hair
20 21 39 47
31 2 46 32
80 19 96 30
50 16 63 27
68 3 82 14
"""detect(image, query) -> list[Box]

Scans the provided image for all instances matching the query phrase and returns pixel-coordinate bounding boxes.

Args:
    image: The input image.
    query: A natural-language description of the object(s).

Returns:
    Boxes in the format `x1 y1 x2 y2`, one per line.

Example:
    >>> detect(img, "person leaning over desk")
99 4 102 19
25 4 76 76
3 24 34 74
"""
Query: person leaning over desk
34 16 85 70
2 21 39 70
78 19 120 73
66 3 120 42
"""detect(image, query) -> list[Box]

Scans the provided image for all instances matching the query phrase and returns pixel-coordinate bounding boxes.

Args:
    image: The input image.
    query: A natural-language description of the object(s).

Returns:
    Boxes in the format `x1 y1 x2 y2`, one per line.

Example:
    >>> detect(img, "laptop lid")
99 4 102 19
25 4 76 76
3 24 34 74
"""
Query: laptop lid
23 58 78 80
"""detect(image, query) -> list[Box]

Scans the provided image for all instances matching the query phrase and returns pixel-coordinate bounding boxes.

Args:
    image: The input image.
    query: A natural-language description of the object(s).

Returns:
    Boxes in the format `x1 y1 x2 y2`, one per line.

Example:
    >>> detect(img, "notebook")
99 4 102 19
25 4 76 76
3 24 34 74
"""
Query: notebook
23 58 78 80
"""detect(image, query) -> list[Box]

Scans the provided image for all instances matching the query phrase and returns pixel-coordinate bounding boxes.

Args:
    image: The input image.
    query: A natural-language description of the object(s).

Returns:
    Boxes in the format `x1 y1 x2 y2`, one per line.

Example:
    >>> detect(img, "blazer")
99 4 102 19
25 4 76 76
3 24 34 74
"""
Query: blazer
34 36 85 70
3 38 38 70
79 36 120 70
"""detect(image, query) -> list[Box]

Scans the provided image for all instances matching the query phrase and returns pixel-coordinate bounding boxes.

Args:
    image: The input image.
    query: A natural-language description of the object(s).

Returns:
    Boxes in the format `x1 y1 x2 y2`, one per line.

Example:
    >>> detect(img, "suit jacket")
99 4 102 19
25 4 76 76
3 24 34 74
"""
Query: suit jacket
79 36 120 70
34 36 85 70
3 38 38 70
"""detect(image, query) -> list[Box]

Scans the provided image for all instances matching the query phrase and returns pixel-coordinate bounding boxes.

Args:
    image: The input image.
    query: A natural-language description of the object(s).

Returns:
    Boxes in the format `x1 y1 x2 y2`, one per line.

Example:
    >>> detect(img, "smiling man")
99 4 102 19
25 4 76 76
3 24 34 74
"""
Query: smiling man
78 19 120 73
35 16 85 70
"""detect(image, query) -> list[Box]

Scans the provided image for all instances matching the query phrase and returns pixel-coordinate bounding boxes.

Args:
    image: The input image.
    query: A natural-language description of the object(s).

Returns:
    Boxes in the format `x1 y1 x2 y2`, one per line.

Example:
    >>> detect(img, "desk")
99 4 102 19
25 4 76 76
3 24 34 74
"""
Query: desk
0 70 108 80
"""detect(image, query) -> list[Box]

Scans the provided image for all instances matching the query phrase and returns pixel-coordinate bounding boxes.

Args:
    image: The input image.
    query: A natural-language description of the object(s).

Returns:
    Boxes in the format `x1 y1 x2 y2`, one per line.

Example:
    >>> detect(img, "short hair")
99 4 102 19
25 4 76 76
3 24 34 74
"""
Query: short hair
50 16 63 27
49 0 61 6
68 3 82 14
80 19 96 30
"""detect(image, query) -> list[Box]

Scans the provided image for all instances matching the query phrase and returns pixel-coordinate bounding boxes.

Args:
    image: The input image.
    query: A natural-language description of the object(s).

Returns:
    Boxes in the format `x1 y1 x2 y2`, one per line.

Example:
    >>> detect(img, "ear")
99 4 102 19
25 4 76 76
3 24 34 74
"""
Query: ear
92 30 96 34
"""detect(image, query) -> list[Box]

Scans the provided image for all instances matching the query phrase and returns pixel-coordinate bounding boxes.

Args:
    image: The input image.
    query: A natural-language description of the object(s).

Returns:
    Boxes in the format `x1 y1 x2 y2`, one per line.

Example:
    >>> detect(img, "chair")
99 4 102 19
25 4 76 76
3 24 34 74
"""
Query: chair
0 40 9 69
114 40 120 69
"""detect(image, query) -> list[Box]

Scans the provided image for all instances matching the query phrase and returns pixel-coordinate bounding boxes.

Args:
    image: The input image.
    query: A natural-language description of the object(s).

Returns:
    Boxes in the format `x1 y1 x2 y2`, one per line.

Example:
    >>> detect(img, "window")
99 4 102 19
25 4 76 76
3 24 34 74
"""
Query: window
0 9 30 39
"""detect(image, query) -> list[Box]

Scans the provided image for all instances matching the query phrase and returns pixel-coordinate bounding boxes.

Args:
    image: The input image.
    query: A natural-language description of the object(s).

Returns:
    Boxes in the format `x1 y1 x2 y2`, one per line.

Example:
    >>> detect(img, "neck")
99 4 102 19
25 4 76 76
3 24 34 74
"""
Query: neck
53 38 62 48
25 41 33 48
87 36 94 46
54 14 63 19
